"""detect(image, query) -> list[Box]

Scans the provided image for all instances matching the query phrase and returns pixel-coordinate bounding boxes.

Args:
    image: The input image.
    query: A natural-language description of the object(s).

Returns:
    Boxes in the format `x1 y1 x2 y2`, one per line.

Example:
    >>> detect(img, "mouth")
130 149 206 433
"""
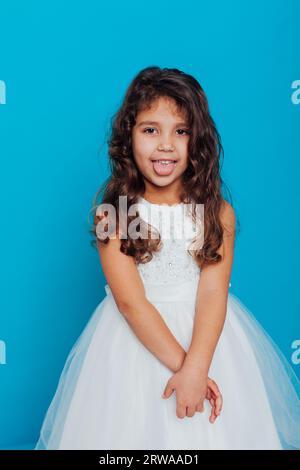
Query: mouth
150 159 178 176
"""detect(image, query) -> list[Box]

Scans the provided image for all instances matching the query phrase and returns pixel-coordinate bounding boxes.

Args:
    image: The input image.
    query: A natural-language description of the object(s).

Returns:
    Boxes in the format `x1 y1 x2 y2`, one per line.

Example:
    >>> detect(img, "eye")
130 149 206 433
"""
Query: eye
143 127 190 135
176 128 191 136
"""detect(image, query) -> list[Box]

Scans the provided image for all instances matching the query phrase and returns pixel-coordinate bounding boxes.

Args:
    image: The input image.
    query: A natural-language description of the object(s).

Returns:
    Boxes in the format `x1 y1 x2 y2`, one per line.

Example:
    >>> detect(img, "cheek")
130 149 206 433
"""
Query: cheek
133 135 156 162
178 140 189 163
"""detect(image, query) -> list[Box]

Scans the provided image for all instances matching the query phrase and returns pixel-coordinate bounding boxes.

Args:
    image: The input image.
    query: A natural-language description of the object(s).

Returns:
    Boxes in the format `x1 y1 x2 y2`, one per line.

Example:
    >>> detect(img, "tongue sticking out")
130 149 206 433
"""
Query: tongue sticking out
152 160 176 176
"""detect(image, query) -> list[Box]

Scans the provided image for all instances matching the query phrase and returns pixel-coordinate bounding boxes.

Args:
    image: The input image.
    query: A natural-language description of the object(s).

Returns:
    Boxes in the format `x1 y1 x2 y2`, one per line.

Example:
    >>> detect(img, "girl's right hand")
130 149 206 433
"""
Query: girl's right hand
162 370 223 423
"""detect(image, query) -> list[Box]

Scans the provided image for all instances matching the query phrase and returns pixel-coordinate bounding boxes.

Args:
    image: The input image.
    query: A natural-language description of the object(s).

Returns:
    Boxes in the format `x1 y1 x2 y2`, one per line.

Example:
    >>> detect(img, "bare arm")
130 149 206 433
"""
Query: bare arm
96 222 186 373
182 200 236 375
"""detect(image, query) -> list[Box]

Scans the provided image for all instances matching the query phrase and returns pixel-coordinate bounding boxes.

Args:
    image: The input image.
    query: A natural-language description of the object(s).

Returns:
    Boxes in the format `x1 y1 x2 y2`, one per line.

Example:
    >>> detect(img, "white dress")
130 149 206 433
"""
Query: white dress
35 196 300 450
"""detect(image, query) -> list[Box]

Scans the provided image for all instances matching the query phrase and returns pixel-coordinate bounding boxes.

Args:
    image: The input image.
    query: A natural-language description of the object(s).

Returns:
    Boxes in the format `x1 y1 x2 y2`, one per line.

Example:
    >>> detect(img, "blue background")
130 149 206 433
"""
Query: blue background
0 0 299 450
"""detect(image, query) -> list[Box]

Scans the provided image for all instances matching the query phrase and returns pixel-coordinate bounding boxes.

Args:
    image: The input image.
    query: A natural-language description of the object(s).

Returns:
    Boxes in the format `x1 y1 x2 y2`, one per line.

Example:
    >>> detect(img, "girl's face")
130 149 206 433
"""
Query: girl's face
132 96 190 194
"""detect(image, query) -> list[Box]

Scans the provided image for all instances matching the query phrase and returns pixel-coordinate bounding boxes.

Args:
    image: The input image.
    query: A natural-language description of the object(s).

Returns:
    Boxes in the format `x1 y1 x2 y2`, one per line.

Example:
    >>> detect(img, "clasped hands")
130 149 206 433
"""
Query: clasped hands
162 364 223 423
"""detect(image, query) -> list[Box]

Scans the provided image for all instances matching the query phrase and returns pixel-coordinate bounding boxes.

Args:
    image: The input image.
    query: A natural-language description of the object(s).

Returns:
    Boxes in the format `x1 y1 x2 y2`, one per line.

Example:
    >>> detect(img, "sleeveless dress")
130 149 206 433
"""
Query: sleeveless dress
34 196 300 450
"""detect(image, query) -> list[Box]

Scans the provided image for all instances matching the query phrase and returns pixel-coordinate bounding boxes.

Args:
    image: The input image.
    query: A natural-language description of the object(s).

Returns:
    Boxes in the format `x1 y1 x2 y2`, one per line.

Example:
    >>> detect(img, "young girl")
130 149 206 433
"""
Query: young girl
35 66 300 450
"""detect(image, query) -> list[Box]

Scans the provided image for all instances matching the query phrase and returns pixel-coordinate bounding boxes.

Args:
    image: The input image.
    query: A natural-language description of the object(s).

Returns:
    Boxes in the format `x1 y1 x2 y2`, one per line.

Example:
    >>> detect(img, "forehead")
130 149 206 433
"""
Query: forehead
137 96 188 122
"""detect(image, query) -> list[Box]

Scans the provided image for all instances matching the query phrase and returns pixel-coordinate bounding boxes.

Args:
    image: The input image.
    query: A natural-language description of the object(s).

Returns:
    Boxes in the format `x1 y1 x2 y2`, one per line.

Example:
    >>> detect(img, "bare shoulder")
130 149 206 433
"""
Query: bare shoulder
220 199 236 237
94 212 146 313
198 199 235 291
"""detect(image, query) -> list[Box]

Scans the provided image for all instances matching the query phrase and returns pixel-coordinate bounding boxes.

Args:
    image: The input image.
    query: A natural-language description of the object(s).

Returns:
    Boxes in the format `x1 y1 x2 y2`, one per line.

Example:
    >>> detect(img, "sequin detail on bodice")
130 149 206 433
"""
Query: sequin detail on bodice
136 197 201 285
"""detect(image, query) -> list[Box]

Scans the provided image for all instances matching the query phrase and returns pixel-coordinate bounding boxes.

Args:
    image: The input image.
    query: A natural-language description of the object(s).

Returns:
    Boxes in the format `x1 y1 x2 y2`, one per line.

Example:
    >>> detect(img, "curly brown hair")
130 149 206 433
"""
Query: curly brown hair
88 66 240 268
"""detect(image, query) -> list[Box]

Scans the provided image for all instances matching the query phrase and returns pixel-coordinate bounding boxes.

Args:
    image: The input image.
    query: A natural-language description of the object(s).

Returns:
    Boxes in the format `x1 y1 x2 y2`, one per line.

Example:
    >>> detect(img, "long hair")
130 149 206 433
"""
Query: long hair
89 66 240 268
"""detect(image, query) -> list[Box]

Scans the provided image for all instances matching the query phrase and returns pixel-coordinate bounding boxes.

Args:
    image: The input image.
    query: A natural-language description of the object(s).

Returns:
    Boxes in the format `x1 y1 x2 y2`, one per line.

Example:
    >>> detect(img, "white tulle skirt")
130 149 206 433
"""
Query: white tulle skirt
34 278 300 450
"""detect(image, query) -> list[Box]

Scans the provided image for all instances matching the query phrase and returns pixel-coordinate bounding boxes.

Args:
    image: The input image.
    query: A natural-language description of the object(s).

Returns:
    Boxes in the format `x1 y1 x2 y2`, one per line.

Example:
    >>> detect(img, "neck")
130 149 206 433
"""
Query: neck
142 185 182 206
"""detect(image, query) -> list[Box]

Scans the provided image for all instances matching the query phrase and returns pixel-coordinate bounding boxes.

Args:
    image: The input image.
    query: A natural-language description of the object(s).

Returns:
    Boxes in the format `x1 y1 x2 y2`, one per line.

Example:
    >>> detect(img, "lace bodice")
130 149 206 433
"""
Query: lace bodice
136 197 201 285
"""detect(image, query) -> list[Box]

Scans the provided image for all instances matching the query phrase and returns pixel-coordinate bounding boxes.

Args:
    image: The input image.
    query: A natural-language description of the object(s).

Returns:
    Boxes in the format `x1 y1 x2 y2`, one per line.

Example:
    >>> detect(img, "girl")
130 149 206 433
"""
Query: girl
35 66 300 450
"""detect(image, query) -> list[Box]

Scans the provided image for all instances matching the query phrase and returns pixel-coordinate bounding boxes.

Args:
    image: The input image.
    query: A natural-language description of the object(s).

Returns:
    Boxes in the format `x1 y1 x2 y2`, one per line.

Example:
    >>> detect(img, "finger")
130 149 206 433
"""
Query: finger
209 398 217 423
196 400 204 413
162 384 174 399
209 388 221 416
215 393 223 415
210 393 222 419
176 402 187 419
209 382 222 413
208 380 221 399
206 388 212 400
186 406 196 418
209 409 217 423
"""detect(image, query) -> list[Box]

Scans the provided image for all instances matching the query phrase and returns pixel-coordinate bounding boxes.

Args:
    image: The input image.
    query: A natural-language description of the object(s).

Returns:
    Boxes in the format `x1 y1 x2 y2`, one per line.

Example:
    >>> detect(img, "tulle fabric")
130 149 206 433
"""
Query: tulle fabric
34 278 300 450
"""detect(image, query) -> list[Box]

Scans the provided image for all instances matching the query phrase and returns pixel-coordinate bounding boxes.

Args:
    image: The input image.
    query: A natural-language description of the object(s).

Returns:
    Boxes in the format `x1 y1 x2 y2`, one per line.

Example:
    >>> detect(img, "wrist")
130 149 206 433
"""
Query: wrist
182 353 209 376
172 348 187 373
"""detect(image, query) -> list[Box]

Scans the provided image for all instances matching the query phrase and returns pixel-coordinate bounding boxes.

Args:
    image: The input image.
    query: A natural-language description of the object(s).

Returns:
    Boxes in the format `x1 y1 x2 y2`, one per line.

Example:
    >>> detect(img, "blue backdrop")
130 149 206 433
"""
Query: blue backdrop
0 0 299 450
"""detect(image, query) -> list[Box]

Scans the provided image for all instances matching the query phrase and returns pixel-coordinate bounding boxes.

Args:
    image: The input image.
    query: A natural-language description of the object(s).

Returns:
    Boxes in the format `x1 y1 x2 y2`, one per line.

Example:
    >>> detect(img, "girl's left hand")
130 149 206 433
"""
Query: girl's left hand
206 377 223 423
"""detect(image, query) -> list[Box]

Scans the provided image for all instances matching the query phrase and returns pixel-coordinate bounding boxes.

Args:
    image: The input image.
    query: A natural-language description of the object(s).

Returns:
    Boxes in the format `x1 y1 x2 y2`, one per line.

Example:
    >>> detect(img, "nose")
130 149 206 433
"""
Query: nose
157 143 175 151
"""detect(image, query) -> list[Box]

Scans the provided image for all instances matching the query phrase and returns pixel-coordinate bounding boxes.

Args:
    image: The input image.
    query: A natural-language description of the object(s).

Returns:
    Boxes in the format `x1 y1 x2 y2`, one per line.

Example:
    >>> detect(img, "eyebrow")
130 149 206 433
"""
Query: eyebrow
137 120 189 127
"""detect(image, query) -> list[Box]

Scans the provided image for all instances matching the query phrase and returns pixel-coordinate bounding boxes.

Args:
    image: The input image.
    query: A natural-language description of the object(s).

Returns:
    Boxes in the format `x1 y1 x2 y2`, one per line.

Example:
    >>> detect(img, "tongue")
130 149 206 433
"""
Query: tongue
153 160 175 176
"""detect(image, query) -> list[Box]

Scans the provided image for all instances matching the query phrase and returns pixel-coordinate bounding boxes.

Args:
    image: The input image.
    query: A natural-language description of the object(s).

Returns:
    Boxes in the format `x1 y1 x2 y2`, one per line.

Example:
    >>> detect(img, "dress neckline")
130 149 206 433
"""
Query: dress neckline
139 196 184 208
